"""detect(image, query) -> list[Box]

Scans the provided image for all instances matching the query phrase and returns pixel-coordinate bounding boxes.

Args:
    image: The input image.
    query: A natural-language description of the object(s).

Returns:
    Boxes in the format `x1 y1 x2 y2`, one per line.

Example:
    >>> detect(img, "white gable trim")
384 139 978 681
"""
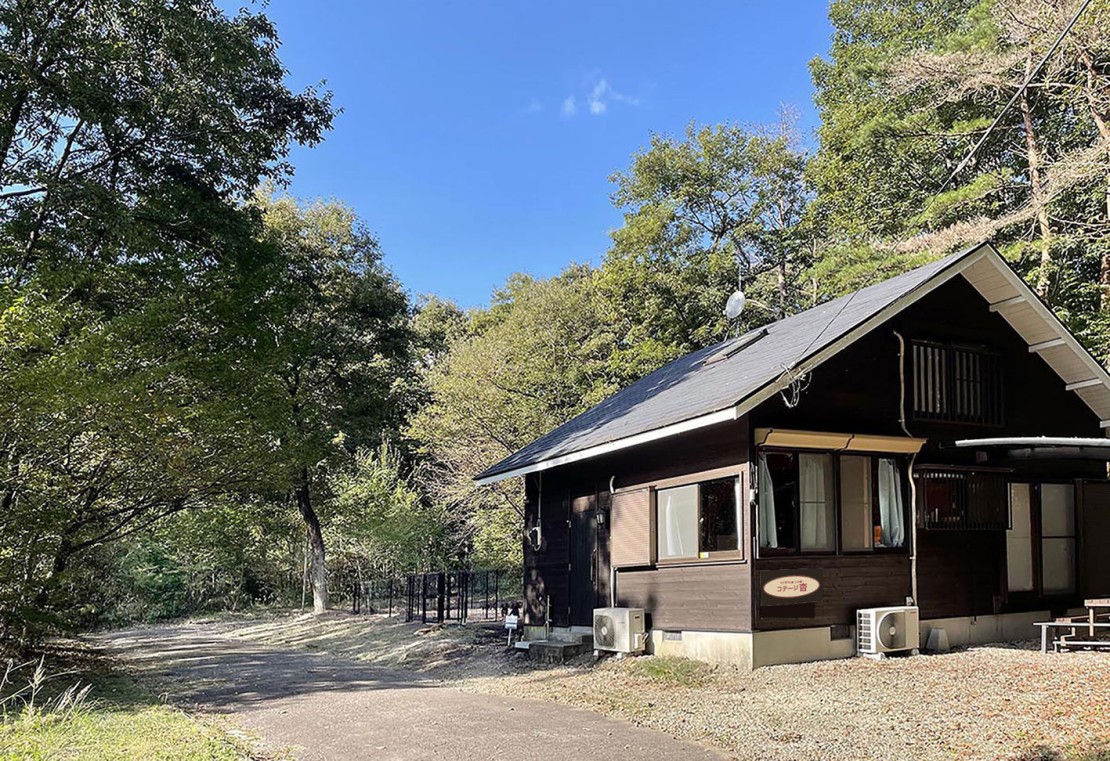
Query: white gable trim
474 405 740 486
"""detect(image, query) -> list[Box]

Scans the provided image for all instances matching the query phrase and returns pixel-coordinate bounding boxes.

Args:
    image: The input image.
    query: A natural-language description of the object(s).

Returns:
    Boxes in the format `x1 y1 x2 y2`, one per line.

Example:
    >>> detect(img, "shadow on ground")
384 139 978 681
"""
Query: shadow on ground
93 623 722 761
95 626 437 712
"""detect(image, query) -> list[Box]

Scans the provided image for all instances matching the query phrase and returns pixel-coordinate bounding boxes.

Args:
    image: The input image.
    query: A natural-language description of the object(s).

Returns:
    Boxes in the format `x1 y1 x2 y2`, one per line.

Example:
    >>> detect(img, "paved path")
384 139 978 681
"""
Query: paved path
97 625 723 761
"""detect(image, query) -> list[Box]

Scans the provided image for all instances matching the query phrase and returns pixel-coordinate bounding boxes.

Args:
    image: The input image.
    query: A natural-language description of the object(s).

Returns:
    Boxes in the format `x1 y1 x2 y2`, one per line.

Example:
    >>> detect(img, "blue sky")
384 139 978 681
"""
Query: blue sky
258 1 834 307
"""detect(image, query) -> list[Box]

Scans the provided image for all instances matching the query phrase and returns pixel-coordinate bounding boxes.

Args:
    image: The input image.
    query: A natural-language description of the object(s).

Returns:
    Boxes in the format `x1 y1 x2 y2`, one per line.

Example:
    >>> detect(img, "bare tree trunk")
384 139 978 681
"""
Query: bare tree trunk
1019 54 1053 297
776 260 787 318
294 466 328 613
1077 47 1110 317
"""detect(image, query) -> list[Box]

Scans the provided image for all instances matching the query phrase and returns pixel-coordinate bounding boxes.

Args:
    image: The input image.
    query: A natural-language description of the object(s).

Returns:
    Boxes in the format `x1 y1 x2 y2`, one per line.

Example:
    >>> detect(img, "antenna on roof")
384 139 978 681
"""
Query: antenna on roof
724 258 746 319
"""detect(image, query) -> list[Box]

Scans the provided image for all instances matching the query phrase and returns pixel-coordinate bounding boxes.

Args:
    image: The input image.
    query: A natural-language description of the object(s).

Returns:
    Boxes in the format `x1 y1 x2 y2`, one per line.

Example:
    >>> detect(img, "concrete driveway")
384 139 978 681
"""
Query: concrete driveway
98 625 723 761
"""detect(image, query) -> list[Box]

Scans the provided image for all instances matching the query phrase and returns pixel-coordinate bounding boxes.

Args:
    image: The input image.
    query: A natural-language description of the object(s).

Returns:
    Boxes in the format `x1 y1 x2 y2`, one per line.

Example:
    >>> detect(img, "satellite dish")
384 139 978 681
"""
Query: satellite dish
724 259 746 319
724 289 746 319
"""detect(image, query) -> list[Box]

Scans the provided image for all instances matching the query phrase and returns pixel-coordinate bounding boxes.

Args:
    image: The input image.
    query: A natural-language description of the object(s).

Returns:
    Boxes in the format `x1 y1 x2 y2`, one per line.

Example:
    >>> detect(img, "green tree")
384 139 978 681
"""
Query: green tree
410 266 617 569
810 0 1110 355
0 0 332 642
327 443 458 577
598 118 816 383
248 193 414 613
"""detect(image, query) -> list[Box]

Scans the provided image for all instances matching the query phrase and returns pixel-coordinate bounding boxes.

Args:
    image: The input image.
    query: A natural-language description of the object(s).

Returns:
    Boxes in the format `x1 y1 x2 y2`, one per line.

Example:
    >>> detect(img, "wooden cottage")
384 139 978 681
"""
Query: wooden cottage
475 242 1110 667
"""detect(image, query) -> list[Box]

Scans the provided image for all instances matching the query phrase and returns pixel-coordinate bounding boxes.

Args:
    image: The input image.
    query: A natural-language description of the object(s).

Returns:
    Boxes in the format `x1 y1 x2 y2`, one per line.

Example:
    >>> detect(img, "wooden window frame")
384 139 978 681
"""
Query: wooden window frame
1004 480 1079 601
911 339 1003 427
653 474 745 565
755 447 911 559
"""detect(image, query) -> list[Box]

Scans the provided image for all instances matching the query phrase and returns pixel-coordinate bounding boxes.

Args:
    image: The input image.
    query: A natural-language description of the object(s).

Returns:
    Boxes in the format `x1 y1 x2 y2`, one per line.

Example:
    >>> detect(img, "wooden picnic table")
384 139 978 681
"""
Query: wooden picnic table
1036 599 1110 653
1037 620 1110 653
1085 598 1110 637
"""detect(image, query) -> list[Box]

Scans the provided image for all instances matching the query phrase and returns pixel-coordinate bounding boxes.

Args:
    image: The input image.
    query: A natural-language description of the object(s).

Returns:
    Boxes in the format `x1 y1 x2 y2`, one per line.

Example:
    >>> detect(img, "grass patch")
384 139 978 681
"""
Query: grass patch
619 655 715 687
0 646 255 761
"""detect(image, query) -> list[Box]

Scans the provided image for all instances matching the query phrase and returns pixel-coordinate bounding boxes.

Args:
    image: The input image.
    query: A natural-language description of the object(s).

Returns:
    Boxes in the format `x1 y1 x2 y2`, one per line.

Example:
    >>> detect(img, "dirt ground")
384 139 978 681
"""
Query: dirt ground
179 609 1110 761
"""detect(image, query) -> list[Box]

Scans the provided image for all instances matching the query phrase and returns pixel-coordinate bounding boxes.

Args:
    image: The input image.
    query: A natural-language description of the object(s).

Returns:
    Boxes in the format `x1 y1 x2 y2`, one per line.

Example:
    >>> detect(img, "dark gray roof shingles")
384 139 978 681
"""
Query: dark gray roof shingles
477 246 980 481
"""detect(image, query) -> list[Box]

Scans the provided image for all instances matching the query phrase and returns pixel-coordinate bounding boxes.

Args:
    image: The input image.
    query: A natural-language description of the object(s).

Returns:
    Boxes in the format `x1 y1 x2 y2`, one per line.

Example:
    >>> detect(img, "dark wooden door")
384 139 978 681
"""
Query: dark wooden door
1079 480 1110 598
569 494 597 626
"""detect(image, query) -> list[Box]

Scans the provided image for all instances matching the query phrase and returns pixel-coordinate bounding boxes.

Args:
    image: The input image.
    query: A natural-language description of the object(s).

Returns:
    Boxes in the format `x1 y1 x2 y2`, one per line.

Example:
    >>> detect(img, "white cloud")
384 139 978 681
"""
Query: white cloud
586 77 639 116
558 76 639 120
588 79 609 114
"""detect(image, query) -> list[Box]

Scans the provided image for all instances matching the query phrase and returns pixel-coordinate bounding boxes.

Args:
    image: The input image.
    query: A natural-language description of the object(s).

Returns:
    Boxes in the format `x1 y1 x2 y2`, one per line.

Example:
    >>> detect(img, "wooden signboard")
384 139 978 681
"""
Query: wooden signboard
759 571 823 606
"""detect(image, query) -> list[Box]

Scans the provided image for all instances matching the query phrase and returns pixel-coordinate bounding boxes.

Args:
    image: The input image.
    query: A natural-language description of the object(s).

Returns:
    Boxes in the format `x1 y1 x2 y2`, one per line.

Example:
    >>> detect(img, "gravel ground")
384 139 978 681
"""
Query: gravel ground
203 611 1110 761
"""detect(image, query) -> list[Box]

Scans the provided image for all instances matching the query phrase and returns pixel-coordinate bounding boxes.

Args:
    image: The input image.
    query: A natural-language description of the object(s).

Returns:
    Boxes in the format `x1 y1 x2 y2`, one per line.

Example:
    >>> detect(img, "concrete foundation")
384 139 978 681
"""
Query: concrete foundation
648 629 754 669
919 608 1080 648
644 609 1062 669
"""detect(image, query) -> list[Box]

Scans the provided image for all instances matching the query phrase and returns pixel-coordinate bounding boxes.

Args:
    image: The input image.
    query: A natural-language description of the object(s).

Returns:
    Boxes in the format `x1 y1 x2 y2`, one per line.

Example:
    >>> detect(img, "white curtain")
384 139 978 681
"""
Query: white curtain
758 455 778 548
878 458 905 547
661 487 697 558
799 454 830 549
662 493 683 557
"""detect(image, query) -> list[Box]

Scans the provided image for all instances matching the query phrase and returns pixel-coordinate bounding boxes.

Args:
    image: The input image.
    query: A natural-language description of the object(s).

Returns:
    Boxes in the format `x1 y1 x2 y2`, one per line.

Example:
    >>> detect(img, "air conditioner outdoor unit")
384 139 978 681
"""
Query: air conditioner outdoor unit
593 607 646 654
857 606 920 657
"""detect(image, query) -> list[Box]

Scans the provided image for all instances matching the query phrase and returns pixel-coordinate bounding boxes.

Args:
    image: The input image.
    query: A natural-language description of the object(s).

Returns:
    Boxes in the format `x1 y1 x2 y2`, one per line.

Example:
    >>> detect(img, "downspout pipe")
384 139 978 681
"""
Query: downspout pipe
609 476 617 608
895 330 920 608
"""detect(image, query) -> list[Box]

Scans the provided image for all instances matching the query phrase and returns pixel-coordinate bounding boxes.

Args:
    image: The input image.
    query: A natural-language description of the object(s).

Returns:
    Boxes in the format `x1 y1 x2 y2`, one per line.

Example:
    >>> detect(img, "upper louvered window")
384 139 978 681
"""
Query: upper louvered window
911 340 1002 426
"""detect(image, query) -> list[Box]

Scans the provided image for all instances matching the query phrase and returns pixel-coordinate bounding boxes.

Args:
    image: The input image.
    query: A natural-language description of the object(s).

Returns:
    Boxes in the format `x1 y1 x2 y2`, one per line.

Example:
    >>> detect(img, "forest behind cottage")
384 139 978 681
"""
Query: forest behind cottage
3 0 1110 650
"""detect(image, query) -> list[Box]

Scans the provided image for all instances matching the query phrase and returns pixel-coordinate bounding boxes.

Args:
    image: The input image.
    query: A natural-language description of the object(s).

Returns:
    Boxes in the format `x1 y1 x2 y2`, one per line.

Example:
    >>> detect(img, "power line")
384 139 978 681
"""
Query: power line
926 0 1094 209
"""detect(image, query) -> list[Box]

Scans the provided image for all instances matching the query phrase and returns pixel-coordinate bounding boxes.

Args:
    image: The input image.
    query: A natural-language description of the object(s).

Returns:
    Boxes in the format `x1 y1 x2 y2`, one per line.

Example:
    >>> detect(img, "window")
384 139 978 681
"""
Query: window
915 468 1009 530
759 452 907 555
836 456 907 551
757 452 835 553
912 340 1002 426
1007 483 1034 593
839 456 873 550
656 477 740 561
1040 483 1076 594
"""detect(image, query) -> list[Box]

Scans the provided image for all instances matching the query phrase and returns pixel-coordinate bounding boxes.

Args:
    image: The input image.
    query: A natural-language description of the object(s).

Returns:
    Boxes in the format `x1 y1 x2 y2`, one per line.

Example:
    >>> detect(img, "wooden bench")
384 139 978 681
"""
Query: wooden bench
1036 620 1110 653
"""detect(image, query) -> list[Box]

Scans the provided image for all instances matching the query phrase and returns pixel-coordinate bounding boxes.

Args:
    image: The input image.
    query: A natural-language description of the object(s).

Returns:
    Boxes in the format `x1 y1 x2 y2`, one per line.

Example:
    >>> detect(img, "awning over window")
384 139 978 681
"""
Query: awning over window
755 428 926 454
953 436 1110 461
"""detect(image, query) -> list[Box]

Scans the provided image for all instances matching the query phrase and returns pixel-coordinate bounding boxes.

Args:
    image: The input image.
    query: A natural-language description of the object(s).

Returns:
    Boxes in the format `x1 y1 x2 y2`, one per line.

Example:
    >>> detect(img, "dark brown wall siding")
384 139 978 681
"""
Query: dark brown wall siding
753 555 911 629
1080 481 1110 598
522 417 750 629
616 562 750 631
915 531 1003 619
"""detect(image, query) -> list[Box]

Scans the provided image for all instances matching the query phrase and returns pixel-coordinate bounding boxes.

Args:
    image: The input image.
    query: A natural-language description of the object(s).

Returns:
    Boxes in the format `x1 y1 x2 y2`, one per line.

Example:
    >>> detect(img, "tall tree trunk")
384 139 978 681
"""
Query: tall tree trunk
1077 47 1110 317
294 466 328 613
33 534 73 609
1019 54 1053 298
776 260 787 318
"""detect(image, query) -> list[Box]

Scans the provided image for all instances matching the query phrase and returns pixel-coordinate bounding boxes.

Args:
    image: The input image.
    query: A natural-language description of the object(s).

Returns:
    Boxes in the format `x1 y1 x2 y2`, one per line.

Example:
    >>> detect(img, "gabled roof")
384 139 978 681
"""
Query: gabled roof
475 242 1110 485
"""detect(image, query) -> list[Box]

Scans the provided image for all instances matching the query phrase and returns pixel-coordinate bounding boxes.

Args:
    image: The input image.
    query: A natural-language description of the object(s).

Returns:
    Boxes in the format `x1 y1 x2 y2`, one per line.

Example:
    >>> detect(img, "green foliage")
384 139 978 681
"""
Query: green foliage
327 444 459 574
410 266 617 570
809 0 1110 356
62 500 303 627
0 0 333 643
599 119 816 378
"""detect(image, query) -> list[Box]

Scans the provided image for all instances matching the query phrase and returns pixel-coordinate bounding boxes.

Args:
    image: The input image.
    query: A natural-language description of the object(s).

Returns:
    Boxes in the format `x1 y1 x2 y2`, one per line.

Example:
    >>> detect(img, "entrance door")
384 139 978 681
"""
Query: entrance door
1079 481 1110 598
1006 483 1034 593
569 494 597 626
1040 483 1077 595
